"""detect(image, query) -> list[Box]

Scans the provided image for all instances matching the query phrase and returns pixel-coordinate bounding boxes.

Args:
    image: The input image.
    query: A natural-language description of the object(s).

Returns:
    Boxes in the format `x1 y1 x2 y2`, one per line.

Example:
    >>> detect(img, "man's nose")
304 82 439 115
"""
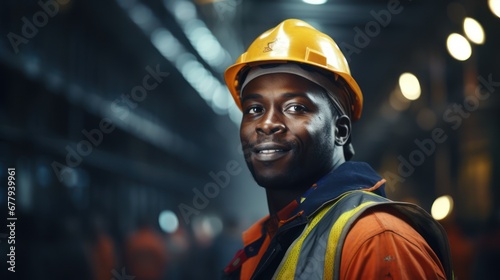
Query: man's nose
256 108 286 135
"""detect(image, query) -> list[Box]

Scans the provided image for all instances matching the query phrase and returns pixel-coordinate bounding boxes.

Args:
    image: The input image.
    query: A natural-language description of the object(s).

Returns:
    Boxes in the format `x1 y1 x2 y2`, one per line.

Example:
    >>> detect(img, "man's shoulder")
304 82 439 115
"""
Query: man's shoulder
345 205 430 249
351 205 419 233
339 204 447 279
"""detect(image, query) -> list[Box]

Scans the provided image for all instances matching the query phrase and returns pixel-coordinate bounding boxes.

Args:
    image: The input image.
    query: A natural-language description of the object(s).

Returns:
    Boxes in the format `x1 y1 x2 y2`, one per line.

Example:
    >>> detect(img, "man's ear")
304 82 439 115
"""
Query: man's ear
334 115 351 146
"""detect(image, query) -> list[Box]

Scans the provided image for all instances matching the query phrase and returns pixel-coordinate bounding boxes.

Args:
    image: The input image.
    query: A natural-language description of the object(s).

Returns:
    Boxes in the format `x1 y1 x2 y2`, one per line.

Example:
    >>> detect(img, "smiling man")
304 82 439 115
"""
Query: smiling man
222 19 453 279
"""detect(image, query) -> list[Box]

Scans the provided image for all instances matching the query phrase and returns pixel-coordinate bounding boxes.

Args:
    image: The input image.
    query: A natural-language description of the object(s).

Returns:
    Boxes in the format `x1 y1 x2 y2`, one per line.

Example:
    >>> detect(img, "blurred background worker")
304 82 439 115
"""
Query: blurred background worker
125 223 168 280
1 0 500 279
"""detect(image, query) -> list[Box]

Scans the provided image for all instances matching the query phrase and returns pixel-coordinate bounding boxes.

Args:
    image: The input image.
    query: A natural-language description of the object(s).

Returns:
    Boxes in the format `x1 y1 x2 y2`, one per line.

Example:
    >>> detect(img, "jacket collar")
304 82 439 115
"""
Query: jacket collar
295 161 386 217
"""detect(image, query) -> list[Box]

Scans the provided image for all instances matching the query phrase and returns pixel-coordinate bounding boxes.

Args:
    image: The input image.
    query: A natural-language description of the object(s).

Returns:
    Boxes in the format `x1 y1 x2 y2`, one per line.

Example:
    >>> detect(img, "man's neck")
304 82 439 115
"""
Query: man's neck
265 188 306 216
264 158 346 216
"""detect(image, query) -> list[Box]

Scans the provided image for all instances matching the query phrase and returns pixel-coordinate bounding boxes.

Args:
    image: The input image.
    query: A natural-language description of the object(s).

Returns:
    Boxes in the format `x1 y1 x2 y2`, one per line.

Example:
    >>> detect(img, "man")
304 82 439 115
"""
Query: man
222 19 453 279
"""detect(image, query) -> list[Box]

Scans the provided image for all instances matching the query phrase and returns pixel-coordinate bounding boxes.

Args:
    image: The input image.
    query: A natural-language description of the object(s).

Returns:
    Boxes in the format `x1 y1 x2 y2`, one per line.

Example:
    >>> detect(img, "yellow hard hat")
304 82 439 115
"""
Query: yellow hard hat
224 19 363 121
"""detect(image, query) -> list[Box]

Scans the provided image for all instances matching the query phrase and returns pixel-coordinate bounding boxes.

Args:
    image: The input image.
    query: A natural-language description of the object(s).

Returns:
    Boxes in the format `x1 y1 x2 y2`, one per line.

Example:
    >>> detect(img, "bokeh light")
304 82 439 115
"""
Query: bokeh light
398 72 421 101
446 33 472 61
303 0 327 5
431 195 454 221
463 17 485 44
158 210 179 233
488 0 500 18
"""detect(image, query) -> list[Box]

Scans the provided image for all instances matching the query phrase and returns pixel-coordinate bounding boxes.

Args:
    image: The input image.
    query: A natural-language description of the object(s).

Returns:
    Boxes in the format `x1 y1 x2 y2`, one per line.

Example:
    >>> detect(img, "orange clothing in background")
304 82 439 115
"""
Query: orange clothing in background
92 234 116 280
125 227 168 280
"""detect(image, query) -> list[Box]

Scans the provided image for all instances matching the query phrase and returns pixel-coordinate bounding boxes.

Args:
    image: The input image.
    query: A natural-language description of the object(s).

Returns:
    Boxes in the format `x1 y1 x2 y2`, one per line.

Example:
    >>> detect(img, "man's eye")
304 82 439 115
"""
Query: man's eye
286 105 307 112
245 106 263 114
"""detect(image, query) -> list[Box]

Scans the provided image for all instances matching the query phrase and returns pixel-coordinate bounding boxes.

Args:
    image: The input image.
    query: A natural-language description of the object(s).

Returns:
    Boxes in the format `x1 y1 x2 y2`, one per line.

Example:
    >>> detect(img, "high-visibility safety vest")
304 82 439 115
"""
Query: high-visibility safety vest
270 190 453 280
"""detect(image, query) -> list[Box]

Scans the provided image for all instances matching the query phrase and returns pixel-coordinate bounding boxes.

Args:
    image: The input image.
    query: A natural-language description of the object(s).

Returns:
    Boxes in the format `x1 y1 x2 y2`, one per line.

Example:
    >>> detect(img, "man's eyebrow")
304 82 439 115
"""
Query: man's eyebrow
241 93 263 103
282 92 308 99
241 92 311 103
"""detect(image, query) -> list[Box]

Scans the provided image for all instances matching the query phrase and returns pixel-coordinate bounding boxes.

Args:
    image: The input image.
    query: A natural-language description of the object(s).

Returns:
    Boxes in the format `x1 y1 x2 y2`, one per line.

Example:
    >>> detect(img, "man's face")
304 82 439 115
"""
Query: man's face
240 72 339 190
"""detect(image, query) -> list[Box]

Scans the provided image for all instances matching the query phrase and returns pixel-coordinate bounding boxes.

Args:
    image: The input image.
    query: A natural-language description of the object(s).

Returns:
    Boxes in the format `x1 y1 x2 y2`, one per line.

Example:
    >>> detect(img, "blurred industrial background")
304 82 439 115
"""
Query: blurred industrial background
0 0 499 279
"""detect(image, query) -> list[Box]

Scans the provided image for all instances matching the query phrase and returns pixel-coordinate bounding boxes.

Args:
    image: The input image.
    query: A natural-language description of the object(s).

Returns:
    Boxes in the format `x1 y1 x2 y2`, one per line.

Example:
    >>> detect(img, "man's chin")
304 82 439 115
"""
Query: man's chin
246 160 306 189
252 171 303 190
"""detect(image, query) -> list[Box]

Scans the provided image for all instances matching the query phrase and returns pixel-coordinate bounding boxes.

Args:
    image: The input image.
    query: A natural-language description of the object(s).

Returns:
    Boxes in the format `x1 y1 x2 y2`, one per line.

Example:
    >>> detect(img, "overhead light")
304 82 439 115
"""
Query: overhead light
463 17 485 44
446 33 472 61
431 195 454 221
151 28 182 59
173 0 197 21
398 72 421 101
303 0 327 5
121 1 238 124
488 0 500 18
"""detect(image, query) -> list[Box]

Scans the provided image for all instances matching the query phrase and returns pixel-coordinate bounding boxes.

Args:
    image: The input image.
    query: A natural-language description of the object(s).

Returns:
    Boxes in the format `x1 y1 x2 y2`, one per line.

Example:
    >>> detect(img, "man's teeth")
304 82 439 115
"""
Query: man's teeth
259 149 283 154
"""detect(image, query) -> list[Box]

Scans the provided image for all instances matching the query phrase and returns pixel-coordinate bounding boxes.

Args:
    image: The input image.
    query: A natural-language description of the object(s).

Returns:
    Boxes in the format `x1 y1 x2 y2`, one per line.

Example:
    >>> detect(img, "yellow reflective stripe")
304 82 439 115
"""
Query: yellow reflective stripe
274 202 335 280
323 200 377 280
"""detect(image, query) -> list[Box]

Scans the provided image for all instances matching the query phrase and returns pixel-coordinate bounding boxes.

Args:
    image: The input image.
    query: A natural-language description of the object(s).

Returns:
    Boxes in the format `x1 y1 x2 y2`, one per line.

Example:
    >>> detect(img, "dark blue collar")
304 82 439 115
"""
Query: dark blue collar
297 161 386 216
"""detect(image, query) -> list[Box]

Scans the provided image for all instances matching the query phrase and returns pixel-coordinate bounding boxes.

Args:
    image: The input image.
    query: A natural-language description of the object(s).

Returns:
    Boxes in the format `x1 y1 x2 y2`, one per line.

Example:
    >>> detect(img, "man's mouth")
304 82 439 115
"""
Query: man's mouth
252 143 292 162
258 149 285 154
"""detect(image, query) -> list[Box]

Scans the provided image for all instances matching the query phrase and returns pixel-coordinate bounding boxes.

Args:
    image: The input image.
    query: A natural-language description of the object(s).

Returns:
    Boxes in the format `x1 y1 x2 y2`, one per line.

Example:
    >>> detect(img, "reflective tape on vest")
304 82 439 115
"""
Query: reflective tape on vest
272 191 407 280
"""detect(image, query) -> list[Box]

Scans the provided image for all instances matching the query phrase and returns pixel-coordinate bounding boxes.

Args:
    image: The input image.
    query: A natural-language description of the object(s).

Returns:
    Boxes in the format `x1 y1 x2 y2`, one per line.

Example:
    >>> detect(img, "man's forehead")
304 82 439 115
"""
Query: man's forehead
242 72 323 91
240 74 328 102
240 64 327 94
